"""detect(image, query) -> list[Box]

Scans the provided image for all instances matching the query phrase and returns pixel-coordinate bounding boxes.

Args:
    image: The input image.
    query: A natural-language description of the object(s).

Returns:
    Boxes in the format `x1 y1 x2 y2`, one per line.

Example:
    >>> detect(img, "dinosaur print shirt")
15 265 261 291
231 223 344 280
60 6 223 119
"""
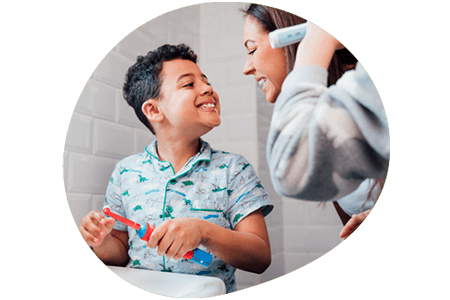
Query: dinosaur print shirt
104 139 273 293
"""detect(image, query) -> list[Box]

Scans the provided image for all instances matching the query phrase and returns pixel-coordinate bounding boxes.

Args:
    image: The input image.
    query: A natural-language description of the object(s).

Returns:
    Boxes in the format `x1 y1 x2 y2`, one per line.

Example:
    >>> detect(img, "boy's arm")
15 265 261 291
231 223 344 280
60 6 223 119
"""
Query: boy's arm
79 211 130 266
92 229 130 266
148 209 271 274
201 209 271 274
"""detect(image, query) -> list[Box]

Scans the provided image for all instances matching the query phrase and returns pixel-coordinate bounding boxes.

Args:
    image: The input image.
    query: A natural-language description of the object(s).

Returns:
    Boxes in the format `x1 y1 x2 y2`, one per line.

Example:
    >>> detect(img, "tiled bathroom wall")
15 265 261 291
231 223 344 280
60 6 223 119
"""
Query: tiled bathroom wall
64 2 343 292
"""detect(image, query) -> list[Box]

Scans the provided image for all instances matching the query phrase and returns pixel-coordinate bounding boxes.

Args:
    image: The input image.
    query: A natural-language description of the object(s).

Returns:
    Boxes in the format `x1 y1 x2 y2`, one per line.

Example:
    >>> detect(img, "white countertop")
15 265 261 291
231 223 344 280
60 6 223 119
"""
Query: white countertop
107 266 226 297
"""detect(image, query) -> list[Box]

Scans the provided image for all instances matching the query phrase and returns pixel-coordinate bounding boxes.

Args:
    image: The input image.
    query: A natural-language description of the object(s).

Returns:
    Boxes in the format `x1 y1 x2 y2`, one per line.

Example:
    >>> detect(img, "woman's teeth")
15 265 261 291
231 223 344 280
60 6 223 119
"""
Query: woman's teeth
258 78 267 86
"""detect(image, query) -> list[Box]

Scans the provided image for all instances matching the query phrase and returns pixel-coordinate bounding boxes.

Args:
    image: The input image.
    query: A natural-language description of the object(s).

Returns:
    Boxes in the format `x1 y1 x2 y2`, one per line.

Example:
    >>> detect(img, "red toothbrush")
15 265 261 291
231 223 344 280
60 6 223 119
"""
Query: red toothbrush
103 207 212 267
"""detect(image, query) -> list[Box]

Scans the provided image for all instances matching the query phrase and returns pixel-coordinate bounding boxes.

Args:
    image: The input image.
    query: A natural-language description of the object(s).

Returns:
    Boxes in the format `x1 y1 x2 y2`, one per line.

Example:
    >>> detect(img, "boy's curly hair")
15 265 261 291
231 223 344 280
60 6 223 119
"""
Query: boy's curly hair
123 44 197 134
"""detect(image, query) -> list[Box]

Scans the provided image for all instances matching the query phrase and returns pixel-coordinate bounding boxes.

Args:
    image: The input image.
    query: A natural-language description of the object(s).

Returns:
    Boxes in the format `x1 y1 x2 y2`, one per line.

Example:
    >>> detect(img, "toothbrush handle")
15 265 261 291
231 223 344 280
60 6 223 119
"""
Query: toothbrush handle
103 207 140 230
139 223 212 267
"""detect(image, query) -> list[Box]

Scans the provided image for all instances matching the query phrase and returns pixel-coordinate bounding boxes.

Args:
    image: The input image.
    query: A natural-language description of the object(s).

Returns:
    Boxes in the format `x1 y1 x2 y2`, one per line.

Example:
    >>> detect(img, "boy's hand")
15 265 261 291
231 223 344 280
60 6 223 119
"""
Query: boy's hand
147 218 204 261
79 211 116 248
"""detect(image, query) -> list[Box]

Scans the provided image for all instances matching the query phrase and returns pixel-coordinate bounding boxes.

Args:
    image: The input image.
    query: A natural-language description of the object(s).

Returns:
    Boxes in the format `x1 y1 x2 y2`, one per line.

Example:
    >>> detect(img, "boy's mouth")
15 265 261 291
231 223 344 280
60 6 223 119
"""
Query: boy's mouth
197 100 218 111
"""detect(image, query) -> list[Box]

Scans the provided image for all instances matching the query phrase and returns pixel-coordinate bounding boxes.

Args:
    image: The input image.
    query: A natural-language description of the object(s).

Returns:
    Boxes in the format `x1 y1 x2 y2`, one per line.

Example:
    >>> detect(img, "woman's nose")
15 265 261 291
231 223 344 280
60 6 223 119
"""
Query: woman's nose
243 57 254 76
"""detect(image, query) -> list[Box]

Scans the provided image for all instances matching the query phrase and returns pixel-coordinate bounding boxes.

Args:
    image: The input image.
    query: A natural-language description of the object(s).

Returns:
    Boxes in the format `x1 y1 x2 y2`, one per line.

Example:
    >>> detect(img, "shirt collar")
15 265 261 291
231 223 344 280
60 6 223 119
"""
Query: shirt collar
145 138 212 167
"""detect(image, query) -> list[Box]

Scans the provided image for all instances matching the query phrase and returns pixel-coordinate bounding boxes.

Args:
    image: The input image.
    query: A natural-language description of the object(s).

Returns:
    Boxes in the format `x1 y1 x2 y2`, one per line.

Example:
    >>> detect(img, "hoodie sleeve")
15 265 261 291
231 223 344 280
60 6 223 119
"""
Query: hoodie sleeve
266 63 389 201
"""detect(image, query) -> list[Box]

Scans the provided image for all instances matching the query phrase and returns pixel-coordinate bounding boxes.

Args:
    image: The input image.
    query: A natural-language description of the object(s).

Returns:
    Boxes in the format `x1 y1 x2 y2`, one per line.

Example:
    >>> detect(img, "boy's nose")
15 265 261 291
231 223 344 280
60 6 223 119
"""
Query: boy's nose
202 83 213 95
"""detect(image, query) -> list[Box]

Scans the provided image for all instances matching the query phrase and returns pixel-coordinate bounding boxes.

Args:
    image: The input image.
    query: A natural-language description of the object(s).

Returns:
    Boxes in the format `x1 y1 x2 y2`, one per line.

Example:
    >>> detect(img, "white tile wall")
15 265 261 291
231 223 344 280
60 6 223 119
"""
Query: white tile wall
64 2 344 293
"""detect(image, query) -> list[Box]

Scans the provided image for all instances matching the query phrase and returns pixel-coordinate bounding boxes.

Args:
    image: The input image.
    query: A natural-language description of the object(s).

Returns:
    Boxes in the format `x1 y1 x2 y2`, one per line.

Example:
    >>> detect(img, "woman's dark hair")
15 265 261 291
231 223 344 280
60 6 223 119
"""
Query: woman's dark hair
123 44 197 134
241 4 357 86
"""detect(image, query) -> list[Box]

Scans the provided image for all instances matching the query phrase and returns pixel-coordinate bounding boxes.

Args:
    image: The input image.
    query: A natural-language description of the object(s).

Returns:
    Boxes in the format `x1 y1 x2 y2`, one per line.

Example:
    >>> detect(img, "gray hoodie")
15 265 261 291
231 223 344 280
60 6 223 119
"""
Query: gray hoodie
267 62 389 211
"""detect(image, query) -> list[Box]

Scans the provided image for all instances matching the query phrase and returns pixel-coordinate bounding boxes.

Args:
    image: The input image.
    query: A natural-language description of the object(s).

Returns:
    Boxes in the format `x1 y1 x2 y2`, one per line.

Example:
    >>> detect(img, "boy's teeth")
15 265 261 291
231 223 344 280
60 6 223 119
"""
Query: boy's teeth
202 103 215 108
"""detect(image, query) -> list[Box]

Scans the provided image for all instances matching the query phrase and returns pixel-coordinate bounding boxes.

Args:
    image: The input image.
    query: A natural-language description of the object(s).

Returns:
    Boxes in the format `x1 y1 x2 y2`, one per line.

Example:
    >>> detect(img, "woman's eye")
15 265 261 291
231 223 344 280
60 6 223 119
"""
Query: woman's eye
247 49 256 55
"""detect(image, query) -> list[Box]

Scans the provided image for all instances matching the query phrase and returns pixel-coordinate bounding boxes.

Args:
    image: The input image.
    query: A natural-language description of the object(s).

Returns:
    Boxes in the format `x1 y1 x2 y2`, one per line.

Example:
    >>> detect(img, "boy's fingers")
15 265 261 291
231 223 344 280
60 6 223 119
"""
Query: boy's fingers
82 212 107 239
79 224 100 245
104 217 116 228
166 239 183 260
147 223 166 249
93 211 106 225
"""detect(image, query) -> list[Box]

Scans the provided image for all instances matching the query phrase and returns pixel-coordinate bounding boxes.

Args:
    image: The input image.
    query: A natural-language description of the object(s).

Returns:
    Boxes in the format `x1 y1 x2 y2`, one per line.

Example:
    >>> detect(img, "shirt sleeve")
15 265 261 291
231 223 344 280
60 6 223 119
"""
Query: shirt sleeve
267 63 389 202
226 155 273 229
103 161 128 231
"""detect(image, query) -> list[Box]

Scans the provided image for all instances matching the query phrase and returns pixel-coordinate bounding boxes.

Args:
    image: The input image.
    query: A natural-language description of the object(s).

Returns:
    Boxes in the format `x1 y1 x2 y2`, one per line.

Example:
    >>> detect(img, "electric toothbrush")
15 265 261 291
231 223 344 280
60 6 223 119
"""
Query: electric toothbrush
269 23 307 48
102 207 212 268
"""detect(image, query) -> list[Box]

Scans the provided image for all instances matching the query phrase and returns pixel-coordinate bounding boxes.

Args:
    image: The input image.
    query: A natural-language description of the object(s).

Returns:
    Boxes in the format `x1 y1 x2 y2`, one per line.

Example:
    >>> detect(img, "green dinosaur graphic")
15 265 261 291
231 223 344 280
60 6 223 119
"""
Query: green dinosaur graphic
120 168 142 174
142 159 152 164
227 189 233 195
159 212 174 219
184 199 192 205
169 179 177 185
162 268 173 273
139 175 148 182
122 190 129 197
218 164 228 169
132 260 141 266
242 163 250 170
160 165 170 171
233 214 243 223
256 183 263 188
133 205 142 211
182 180 194 186
110 177 114 184
159 206 174 219
212 186 227 193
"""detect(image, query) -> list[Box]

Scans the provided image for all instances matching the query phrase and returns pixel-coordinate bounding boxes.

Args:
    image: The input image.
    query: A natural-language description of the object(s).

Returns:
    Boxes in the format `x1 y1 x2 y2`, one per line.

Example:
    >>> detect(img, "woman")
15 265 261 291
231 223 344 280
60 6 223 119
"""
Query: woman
241 4 389 238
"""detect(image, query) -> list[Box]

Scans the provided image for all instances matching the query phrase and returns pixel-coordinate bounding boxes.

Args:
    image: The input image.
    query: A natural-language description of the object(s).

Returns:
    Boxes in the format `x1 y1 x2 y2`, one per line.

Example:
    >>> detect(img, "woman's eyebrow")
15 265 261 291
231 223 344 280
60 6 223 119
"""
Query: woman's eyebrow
244 39 255 48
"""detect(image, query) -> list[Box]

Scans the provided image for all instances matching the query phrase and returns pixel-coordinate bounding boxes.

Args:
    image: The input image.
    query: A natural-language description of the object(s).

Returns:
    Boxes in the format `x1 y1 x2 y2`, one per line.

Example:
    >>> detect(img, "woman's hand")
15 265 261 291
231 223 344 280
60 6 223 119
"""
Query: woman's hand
294 21 345 70
339 209 372 239
147 218 204 261
305 22 344 52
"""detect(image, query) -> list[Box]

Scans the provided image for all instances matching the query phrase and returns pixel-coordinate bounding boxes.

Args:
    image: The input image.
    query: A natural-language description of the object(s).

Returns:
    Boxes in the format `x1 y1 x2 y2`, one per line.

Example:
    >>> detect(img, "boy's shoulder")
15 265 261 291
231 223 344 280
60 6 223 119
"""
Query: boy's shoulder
207 146 254 175
209 147 246 163
198 140 243 163
115 149 151 170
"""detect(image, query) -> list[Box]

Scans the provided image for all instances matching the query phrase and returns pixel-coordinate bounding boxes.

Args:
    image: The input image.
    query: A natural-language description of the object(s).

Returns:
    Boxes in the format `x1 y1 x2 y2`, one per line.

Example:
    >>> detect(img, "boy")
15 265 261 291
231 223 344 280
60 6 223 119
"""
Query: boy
79 44 273 293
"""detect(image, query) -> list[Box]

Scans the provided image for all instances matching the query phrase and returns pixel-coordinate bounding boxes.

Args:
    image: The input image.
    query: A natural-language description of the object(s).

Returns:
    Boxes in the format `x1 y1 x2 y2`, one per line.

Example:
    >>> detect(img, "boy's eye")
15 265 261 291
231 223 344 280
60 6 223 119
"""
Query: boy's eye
182 81 212 88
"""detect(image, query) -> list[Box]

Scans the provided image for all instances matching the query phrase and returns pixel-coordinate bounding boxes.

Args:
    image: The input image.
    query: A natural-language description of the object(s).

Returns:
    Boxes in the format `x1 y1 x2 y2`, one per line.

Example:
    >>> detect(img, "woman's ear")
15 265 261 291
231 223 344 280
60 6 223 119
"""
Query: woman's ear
142 99 164 123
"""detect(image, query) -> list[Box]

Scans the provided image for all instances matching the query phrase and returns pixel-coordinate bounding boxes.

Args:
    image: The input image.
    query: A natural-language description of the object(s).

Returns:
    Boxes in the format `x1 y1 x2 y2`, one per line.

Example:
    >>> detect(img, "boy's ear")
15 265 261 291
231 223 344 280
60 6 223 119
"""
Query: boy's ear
142 99 164 123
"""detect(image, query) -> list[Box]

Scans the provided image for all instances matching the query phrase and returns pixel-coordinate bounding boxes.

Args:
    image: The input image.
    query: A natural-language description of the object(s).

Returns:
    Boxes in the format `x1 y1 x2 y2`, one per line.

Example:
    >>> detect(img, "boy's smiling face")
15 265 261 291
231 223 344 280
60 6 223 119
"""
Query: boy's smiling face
156 59 221 137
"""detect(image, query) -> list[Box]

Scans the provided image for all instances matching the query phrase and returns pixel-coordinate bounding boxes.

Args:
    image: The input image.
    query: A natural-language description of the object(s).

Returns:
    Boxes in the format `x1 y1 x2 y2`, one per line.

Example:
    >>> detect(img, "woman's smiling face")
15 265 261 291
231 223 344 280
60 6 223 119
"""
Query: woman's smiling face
243 16 288 103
